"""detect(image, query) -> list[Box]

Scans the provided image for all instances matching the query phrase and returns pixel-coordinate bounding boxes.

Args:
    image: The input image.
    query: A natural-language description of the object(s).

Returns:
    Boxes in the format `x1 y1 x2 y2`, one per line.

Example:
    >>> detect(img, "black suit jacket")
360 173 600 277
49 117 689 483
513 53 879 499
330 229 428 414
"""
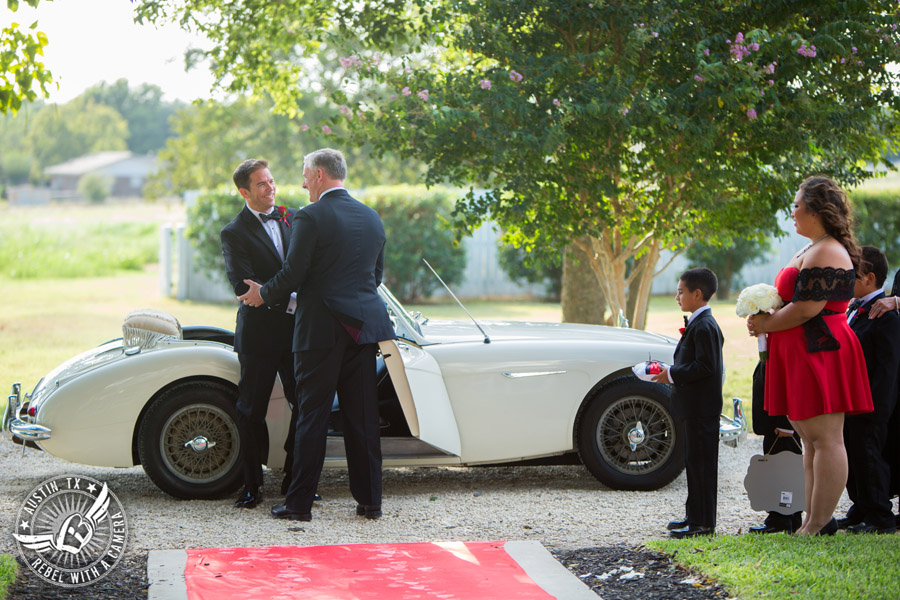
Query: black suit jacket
848 292 900 420
260 189 395 351
221 205 296 356
669 309 725 419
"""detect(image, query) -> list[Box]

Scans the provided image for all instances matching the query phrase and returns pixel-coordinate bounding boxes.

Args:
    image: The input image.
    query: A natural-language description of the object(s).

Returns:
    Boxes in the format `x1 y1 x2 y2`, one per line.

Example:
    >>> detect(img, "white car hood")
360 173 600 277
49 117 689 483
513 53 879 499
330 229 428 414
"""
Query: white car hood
418 320 676 345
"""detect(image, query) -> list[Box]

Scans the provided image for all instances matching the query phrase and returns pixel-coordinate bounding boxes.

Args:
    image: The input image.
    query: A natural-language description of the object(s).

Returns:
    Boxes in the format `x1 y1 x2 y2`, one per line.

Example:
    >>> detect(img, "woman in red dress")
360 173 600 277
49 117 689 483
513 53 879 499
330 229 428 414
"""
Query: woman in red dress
748 176 873 536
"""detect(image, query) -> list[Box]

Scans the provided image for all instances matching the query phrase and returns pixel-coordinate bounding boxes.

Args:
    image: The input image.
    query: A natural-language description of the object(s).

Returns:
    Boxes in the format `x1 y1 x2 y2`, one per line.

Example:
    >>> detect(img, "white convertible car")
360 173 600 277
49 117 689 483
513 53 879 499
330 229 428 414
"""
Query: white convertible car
5 285 746 499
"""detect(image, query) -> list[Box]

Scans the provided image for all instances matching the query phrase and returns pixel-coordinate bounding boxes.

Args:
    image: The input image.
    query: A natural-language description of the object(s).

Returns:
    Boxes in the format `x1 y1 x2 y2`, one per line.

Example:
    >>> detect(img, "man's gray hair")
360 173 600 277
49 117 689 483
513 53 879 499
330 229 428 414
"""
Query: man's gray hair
304 148 347 181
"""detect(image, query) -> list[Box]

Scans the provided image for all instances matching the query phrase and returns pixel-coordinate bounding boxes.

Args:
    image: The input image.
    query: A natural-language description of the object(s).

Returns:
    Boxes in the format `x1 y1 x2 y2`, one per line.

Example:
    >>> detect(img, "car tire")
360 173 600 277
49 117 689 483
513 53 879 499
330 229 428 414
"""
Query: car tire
576 377 684 491
138 381 243 499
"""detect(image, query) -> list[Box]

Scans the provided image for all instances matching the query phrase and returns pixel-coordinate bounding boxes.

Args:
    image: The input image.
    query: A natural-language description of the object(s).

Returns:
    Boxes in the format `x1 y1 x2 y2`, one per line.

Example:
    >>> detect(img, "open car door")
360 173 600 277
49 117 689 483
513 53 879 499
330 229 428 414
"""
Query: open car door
379 339 461 456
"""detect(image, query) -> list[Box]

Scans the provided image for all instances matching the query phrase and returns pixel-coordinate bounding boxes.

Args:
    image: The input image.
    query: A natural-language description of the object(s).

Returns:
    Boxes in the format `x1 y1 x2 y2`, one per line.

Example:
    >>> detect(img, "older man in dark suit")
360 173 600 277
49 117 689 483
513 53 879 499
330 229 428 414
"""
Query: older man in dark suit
239 148 395 521
221 159 298 509
841 246 900 534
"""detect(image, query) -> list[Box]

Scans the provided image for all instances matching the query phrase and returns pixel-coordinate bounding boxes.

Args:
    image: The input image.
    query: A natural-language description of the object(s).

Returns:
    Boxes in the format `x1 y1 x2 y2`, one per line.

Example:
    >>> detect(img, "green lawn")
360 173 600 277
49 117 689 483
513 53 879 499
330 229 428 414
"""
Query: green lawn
649 534 900 600
0 554 15 600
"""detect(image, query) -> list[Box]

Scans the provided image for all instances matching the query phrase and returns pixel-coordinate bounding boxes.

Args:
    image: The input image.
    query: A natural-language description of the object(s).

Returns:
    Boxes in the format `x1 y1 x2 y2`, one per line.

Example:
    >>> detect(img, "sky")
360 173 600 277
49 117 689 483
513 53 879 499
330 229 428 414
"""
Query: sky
7 0 217 104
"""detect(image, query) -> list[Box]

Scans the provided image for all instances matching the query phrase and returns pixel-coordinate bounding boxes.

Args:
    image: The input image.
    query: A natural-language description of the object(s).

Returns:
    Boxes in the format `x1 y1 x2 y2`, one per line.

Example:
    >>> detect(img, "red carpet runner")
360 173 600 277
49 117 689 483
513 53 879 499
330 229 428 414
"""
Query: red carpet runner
184 541 556 599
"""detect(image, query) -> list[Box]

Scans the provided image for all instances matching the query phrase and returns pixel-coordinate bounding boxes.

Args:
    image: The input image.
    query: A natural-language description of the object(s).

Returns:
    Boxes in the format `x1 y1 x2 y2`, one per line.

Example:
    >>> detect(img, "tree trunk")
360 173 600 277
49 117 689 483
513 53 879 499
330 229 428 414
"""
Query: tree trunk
561 242 607 324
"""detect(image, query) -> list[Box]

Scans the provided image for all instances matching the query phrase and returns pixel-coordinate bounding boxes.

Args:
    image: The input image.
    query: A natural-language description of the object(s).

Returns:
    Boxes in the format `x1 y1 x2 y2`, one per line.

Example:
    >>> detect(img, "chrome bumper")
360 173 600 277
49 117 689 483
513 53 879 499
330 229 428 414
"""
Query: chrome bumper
5 382 52 442
719 397 748 448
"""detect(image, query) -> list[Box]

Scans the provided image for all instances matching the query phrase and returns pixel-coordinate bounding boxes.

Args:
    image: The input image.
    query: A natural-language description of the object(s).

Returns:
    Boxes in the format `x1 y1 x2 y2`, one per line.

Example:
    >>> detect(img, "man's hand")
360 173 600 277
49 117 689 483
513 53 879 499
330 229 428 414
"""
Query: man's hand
237 279 264 307
650 367 670 384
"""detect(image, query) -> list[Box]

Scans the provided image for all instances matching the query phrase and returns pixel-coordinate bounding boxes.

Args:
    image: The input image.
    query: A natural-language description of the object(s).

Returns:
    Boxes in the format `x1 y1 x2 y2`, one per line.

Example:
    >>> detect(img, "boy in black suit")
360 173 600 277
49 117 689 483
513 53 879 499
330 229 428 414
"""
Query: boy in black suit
840 246 900 534
652 267 724 538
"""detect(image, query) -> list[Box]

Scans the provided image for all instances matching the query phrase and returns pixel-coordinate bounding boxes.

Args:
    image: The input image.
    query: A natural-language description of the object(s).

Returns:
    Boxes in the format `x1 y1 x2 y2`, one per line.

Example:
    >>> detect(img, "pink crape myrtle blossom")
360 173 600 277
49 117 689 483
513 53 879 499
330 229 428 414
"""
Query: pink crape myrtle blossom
552 98 562 107
694 75 705 82
747 108 757 120
322 125 332 134
480 79 492 89
300 124 309 131
797 44 817 58
509 70 523 82
417 90 429 101
339 105 353 119
401 86 411 96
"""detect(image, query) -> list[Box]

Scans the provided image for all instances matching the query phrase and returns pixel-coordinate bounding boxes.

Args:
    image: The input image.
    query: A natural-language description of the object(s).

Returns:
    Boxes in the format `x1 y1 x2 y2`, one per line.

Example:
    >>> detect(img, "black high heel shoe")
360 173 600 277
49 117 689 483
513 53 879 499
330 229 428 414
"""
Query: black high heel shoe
815 518 838 536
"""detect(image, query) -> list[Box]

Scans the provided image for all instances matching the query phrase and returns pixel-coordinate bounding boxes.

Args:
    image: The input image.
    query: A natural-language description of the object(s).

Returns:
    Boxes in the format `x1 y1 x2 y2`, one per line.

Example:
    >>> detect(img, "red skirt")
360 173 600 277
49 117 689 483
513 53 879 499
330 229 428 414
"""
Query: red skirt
764 314 873 421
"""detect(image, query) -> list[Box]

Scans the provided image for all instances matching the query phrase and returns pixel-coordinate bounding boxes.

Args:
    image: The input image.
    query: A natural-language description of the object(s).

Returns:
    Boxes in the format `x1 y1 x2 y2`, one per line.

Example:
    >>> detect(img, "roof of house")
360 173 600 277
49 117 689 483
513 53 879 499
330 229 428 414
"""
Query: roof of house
44 151 134 176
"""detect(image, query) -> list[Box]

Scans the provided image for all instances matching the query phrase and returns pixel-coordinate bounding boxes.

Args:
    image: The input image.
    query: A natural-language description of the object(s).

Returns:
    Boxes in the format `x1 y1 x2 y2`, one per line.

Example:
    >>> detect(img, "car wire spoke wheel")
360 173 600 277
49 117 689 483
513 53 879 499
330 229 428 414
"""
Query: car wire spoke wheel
577 377 684 491
597 395 674 474
138 381 244 499
160 403 239 483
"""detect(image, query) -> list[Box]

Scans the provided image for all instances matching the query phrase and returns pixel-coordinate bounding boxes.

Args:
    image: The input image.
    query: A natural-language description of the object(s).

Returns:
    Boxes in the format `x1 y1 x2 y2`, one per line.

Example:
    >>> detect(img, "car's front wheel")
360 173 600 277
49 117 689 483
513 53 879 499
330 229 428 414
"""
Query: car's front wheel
138 381 243 499
577 377 684 491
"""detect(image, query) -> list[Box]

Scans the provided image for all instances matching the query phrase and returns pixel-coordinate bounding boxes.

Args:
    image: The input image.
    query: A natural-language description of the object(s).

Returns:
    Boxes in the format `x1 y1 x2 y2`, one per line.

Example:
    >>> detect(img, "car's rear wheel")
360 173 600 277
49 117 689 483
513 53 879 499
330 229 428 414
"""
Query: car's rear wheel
577 377 684 491
138 381 243 499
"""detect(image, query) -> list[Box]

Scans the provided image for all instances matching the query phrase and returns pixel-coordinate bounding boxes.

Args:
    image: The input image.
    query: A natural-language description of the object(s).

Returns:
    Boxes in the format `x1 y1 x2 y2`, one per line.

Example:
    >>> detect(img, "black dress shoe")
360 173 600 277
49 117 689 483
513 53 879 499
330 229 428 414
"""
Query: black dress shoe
749 523 792 534
666 519 690 531
669 525 715 539
271 504 311 521
846 522 897 535
355 504 382 519
836 517 861 530
234 489 263 509
814 518 838 536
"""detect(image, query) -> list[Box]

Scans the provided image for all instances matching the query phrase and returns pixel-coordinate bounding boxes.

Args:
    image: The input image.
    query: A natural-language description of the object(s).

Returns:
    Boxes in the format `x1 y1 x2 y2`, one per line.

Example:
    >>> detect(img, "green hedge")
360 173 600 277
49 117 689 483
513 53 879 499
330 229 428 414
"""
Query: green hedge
849 188 900 268
186 185 466 302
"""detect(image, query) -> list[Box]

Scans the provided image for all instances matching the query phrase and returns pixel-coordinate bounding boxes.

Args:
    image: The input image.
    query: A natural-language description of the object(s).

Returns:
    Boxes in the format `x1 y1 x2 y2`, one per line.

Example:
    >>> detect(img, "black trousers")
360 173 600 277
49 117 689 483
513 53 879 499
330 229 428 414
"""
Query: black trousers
751 361 803 530
845 408 897 528
285 318 382 513
236 351 297 491
682 415 719 528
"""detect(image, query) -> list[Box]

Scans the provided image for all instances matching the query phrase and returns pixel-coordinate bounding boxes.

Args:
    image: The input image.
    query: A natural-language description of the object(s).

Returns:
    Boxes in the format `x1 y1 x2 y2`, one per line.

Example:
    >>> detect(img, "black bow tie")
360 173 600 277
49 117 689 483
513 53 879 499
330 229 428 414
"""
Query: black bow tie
260 211 281 222
847 298 862 315
683 315 689 327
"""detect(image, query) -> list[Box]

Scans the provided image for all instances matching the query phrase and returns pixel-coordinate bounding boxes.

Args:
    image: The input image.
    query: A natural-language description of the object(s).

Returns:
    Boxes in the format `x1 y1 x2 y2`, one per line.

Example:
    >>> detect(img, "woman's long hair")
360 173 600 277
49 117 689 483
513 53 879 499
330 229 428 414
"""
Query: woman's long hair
799 176 860 269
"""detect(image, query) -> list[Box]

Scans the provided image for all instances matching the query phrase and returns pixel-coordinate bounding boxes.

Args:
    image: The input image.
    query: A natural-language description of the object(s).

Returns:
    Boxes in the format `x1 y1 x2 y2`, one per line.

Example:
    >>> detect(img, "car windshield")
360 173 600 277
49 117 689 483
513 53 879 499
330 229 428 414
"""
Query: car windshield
378 285 427 344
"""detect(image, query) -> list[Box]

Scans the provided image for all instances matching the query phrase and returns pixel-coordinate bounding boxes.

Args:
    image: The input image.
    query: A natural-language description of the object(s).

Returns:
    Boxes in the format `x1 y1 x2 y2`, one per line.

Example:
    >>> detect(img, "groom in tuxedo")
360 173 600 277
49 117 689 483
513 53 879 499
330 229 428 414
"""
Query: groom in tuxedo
239 148 395 521
221 159 298 509
841 245 900 534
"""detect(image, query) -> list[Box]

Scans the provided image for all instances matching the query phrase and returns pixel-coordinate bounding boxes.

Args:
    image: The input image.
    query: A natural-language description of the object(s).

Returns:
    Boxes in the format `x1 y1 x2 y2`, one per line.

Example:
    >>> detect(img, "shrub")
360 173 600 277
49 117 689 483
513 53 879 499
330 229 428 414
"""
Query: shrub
77 172 112 203
358 185 466 302
849 188 900 268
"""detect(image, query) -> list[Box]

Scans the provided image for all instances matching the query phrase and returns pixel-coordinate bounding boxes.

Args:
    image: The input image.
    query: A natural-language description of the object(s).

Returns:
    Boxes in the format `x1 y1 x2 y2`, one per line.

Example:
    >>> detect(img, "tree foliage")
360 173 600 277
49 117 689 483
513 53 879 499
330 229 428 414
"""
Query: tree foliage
82 79 184 154
1 0 53 115
146 95 425 197
25 97 129 169
497 243 562 301
138 0 900 327
686 237 770 300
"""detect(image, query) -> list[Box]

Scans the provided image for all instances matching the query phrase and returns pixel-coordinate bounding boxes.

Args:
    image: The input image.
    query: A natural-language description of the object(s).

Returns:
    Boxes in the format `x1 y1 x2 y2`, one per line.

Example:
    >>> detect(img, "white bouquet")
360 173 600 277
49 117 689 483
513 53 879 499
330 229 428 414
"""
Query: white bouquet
735 283 783 360
632 360 671 382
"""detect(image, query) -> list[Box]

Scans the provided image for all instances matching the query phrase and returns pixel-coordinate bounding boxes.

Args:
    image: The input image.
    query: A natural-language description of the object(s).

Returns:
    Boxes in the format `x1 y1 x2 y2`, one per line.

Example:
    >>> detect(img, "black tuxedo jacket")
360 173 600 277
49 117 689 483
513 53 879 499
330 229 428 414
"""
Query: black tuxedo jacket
669 310 725 419
848 292 900 419
221 205 296 356
260 189 395 352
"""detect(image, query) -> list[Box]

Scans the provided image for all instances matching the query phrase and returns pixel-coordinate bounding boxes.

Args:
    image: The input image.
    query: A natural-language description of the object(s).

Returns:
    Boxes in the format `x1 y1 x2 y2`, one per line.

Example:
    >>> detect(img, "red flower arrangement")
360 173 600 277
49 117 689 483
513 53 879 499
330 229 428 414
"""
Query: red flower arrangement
275 205 291 226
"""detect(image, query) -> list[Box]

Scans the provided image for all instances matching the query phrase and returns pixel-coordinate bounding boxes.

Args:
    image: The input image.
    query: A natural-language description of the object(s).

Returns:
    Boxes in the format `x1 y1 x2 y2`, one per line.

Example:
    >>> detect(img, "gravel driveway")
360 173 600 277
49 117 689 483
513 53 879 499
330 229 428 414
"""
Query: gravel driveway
3 433 849 556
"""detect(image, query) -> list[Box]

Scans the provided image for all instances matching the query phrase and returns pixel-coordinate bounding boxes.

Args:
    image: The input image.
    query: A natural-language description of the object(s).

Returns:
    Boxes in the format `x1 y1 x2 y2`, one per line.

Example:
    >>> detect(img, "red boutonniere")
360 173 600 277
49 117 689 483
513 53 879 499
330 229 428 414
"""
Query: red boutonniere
857 306 867 316
275 206 291 227
679 327 686 336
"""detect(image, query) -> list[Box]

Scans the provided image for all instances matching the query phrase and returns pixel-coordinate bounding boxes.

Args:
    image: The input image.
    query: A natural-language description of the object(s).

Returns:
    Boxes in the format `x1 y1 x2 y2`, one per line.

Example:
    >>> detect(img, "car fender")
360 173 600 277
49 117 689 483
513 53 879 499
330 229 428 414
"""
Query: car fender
35 343 240 467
